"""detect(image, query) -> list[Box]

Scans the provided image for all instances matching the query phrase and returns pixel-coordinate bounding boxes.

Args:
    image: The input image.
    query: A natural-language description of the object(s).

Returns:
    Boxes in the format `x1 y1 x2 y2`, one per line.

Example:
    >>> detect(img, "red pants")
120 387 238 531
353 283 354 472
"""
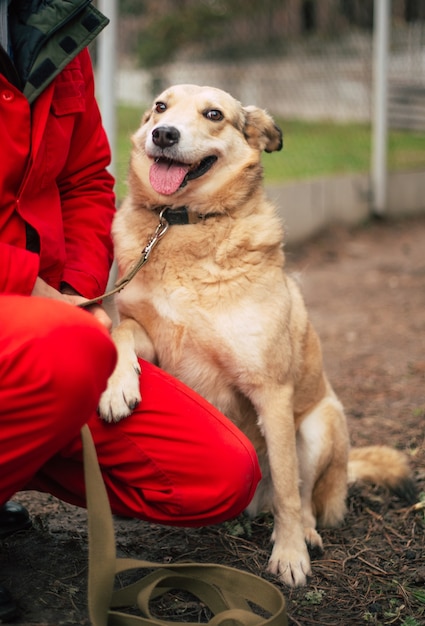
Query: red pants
0 296 260 526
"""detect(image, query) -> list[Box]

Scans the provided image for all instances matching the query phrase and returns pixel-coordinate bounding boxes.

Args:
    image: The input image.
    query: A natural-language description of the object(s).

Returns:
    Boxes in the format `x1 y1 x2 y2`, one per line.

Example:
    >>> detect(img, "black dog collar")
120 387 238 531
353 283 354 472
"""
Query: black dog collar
159 206 222 225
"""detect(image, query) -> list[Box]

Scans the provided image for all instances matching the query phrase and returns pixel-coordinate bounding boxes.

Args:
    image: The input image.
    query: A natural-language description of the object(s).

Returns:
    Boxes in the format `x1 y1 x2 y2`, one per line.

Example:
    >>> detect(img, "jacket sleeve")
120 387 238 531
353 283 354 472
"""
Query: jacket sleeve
56 49 116 298
0 243 39 294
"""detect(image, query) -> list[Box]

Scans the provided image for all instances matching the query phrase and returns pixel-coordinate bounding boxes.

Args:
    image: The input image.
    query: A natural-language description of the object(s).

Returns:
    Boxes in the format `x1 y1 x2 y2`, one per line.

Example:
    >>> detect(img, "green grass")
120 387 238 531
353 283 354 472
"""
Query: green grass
264 117 425 184
264 119 371 182
115 105 425 202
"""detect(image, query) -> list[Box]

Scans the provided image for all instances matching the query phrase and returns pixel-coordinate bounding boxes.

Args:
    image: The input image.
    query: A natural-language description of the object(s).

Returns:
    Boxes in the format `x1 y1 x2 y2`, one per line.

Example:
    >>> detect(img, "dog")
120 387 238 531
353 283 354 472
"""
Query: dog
98 84 415 587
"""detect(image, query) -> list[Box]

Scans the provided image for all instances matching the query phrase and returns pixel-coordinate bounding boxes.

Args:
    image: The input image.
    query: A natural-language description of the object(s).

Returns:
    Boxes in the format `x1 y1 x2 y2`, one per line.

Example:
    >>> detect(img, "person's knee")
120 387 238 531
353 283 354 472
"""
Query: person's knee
46 313 116 412
209 440 261 524
20 299 117 416
175 437 261 527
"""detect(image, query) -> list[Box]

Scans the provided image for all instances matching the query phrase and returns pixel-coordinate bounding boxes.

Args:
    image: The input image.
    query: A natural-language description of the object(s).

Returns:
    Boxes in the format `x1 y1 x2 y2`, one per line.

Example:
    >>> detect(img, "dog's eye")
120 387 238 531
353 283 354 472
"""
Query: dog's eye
154 102 167 113
205 109 223 122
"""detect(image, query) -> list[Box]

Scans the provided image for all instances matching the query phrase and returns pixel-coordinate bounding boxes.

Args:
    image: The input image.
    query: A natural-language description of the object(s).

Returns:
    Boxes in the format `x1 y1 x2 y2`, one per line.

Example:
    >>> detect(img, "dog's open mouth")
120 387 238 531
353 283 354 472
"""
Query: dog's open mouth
149 156 217 196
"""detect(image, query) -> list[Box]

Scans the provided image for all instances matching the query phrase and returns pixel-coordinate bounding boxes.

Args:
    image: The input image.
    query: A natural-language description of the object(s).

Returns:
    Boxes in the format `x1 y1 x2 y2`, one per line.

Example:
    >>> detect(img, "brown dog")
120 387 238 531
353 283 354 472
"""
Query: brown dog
98 84 414 586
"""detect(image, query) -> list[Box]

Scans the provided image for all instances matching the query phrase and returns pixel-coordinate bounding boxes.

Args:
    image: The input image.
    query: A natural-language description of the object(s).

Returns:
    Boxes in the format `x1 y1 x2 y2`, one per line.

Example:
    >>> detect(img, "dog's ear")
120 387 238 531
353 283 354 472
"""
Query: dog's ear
243 106 283 153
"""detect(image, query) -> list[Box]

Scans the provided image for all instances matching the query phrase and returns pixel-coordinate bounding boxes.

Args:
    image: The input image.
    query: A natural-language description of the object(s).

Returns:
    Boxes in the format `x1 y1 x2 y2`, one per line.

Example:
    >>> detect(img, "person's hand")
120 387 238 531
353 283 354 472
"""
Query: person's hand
31 277 113 332
78 303 113 331
61 281 113 332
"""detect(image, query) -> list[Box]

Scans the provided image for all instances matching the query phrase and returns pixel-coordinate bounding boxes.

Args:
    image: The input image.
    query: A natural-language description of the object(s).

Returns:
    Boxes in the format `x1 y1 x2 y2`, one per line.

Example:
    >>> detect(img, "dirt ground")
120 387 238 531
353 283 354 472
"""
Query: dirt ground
1 213 424 626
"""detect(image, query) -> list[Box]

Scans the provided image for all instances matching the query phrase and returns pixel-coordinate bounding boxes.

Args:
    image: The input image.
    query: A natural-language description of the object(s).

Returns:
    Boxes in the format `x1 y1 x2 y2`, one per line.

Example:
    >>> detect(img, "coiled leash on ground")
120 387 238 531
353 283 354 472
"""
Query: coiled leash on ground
82 424 288 626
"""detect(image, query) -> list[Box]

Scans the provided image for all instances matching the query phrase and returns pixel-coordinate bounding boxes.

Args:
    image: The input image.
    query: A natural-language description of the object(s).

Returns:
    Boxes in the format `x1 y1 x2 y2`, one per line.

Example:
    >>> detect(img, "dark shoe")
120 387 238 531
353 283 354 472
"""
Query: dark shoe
0 584 17 622
0 502 32 539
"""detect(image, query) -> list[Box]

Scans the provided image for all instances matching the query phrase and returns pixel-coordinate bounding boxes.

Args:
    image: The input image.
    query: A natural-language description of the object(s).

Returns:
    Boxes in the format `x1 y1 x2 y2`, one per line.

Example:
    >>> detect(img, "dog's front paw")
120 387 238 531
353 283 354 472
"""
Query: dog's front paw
98 361 141 423
267 541 311 587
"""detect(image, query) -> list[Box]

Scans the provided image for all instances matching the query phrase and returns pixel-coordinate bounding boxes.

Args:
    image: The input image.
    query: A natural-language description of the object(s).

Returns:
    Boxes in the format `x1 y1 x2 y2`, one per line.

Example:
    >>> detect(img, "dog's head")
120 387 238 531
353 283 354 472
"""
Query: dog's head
129 84 282 209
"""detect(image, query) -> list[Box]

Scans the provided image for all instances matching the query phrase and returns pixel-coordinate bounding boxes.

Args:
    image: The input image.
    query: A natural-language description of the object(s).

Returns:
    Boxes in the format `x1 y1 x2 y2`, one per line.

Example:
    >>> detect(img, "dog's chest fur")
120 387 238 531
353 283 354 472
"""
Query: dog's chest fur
114 206 293 420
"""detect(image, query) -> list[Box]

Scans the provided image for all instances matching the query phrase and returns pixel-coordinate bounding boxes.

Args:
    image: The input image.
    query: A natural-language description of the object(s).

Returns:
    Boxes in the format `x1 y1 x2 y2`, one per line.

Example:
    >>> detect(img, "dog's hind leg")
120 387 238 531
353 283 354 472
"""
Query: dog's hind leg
296 406 326 550
309 395 349 529
297 392 350 545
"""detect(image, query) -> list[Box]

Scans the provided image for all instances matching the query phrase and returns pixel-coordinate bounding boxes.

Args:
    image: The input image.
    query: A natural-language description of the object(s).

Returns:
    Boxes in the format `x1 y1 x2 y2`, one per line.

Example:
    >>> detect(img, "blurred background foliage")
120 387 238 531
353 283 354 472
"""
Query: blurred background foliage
118 0 379 68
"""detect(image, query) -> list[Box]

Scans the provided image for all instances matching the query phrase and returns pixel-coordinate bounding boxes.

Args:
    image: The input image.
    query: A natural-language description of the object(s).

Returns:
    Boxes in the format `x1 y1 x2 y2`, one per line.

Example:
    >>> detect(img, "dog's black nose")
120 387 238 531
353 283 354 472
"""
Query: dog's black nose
152 125 180 149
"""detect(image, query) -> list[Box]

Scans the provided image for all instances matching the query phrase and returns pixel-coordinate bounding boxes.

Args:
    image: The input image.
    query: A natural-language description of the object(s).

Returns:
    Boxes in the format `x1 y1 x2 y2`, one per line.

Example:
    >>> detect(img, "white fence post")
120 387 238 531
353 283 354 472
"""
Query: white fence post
371 0 391 216
98 0 118 295
98 0 117 177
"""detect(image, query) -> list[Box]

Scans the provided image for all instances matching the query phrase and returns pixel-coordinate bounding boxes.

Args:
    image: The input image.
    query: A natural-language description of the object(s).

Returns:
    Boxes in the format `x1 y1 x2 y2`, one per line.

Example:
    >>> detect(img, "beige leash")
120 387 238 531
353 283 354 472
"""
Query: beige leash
81 424 288 625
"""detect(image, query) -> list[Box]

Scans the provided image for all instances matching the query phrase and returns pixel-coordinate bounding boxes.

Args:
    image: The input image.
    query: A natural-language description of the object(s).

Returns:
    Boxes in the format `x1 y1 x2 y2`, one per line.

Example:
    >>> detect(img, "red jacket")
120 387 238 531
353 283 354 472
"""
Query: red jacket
0 48 115 298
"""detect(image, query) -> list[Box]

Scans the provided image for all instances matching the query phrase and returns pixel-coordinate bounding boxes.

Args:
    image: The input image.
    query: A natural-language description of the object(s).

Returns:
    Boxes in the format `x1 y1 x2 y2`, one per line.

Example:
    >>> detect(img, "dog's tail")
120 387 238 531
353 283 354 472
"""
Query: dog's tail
348 446 417 503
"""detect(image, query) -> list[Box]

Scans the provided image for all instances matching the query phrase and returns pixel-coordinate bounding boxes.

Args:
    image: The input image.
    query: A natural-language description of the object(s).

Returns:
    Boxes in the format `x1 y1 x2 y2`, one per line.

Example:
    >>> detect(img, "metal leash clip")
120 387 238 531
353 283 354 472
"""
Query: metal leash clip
139 208 170 266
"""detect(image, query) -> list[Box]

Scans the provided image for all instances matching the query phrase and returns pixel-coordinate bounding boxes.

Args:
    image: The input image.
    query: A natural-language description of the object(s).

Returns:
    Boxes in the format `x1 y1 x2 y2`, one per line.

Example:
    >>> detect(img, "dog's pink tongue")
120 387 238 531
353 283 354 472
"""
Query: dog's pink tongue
149 160 189 196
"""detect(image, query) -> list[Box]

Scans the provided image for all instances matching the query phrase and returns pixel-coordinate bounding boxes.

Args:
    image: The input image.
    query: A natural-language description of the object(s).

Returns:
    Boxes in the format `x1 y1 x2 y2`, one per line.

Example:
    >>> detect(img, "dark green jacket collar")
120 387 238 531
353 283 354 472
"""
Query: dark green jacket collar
9 0 108 103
